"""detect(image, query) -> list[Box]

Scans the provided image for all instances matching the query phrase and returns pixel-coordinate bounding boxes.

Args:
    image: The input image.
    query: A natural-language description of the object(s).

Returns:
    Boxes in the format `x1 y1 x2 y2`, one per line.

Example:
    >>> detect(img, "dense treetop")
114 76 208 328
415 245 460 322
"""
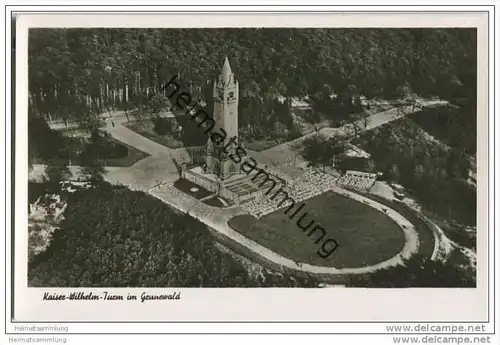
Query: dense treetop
28 183 319 287
29 28 476 119
346 254 475 288
27 29 477 288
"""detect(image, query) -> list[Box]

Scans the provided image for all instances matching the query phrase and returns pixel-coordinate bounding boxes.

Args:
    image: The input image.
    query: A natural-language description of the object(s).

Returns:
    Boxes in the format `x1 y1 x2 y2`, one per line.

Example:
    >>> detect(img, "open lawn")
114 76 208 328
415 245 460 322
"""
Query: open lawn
363 193 436 258
124 120 186 149
104 138 149 167
30 137 148 168
228 191 406 268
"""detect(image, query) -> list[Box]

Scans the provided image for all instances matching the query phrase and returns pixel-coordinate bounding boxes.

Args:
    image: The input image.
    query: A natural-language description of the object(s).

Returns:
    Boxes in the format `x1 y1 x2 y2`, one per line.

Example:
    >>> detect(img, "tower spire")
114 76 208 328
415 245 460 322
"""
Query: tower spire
221 57 232 84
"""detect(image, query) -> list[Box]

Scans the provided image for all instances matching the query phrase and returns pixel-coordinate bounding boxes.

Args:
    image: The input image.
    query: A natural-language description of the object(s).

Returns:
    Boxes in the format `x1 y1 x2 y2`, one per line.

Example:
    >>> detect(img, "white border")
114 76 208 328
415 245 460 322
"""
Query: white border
2 3 497 336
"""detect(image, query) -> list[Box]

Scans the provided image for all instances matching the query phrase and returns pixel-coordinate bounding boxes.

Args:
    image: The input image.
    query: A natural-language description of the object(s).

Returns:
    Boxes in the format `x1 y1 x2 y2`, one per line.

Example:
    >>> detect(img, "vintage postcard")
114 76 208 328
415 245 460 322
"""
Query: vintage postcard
9 9 492 328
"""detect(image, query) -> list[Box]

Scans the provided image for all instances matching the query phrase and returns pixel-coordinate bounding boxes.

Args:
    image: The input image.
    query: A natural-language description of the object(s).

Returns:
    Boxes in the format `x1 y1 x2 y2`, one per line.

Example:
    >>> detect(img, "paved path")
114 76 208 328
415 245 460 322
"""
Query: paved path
104 113 170 156
253 101 448 170
149 183 419 274
33 100 448 276
29 160 422 275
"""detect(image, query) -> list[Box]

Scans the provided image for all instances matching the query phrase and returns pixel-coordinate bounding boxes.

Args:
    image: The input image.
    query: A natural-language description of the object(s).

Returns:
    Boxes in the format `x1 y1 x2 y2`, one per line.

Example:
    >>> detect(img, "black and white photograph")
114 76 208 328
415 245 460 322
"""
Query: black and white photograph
9 9 493 326
25 26 479 289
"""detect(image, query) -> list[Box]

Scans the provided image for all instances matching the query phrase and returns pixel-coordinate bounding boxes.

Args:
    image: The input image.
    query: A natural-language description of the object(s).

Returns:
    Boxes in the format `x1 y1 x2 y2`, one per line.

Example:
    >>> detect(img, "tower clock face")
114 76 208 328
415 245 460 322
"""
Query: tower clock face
227 91 236 102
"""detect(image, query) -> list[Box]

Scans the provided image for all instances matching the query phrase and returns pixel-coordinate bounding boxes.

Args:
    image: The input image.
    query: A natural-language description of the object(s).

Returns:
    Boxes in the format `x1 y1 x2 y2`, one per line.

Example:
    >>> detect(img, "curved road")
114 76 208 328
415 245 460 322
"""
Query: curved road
36 102 446 276
149 182 420 275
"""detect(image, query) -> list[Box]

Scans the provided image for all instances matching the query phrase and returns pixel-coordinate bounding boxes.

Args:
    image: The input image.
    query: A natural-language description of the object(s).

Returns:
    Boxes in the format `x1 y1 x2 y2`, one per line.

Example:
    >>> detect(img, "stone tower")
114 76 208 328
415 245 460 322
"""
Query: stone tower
205 57 240 180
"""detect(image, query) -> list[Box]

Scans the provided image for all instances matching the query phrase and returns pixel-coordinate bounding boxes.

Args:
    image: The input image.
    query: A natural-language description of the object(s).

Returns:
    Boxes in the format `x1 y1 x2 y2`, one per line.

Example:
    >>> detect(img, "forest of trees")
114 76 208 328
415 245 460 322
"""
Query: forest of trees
27 28 478 287
354 118 476 225
28 115 129 180
347 254 475 288
409 105 477 155
28 182 319 287
28 28 477 171
29 28 476 127
29 182 474 288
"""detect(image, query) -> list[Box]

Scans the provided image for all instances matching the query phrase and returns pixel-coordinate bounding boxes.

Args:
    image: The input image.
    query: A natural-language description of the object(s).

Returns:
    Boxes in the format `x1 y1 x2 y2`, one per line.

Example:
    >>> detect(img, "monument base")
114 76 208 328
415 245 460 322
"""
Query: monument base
181 165 262 205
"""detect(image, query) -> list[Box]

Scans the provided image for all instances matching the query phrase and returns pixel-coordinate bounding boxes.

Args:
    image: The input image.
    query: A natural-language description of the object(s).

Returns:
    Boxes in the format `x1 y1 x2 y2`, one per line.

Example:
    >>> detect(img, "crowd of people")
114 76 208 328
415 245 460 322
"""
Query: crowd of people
336 170 378 192
242 169 341 219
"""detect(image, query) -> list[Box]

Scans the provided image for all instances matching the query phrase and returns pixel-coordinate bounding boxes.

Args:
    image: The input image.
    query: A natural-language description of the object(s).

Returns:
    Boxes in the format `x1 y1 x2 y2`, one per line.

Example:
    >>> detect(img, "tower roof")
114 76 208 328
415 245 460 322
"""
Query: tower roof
221 57 232 84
